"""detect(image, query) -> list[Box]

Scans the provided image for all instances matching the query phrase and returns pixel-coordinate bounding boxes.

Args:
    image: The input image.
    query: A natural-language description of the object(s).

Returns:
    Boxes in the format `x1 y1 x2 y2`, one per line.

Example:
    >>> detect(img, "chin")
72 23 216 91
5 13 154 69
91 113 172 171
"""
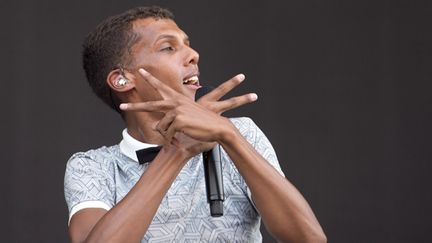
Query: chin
184 88 197 100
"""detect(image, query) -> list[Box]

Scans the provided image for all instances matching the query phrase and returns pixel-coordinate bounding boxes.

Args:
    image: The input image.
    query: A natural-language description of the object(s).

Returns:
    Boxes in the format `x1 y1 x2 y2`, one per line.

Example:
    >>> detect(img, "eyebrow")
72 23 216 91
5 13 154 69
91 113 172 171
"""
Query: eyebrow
155 34 190 44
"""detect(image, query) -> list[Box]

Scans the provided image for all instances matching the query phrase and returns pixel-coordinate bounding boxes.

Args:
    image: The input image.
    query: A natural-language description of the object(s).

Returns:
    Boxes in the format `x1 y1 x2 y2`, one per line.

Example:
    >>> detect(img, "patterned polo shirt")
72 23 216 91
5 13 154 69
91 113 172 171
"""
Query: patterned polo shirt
64 117 284 242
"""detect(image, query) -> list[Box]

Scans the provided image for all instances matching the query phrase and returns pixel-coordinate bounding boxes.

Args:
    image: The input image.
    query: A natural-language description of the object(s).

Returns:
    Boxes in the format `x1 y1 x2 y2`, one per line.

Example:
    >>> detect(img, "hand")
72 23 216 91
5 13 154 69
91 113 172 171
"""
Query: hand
196 73 258 115
120 68 257 154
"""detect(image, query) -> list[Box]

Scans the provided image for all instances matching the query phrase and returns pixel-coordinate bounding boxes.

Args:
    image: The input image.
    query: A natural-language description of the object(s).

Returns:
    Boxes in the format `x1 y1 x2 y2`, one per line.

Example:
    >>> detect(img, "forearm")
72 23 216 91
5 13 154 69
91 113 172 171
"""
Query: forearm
84 146 189 243
219 127 326 243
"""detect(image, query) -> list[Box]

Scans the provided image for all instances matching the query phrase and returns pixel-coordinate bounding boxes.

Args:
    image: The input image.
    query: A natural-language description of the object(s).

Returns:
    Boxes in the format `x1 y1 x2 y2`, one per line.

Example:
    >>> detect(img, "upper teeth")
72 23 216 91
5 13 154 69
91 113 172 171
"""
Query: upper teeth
183 76 198 85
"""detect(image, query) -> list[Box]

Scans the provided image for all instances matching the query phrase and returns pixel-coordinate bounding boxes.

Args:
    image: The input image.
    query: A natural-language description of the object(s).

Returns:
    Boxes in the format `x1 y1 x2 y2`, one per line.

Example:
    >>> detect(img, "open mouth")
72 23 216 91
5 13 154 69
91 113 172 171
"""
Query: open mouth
182 75 200 86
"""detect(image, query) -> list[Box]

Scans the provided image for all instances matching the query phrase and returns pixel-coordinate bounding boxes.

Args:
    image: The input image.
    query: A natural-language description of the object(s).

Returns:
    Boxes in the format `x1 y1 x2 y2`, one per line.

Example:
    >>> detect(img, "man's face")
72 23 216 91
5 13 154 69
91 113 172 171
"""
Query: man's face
127 17 200 101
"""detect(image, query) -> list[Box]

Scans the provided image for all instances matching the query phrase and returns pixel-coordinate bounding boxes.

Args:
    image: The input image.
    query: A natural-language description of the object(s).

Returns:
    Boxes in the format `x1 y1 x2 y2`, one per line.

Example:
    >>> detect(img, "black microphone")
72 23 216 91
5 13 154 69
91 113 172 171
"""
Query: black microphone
203 146 224 216
196 87 224 217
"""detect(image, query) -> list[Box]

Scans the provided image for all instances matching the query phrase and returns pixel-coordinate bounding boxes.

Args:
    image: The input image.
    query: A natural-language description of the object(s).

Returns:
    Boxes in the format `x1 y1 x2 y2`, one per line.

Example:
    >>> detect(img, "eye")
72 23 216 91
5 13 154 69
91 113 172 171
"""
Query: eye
160 45 175 52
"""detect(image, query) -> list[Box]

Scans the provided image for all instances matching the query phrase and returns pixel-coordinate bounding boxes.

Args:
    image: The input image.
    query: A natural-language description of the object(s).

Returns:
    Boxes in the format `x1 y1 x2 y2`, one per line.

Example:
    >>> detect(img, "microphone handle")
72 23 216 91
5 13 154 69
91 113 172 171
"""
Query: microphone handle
203 145 224 217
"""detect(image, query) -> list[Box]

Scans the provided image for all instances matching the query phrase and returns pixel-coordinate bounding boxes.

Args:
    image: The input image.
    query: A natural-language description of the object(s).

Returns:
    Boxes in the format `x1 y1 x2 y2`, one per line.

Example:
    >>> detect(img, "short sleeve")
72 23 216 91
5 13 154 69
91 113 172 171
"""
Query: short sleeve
231 117 285 177
64 152 115 223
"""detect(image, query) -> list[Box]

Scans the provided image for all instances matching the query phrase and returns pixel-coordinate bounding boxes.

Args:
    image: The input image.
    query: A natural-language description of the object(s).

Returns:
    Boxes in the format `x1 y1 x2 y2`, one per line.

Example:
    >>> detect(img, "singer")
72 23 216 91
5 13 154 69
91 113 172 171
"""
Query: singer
64 6 326 243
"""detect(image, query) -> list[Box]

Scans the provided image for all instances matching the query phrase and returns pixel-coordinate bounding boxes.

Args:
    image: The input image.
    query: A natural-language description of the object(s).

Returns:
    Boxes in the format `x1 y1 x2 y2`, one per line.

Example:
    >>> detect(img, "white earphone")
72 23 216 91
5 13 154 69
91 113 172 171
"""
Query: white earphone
117 77 129 86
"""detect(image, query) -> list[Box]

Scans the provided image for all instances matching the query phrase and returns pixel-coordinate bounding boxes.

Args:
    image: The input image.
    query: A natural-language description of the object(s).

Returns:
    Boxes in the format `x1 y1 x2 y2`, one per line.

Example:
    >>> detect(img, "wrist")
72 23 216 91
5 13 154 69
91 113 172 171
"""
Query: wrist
160 145 191 164
216 118 241 145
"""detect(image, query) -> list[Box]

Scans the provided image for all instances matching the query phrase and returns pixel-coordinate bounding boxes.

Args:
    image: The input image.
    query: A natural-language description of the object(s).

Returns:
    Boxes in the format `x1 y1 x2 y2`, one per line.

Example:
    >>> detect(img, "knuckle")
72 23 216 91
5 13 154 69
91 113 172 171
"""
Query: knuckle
208 103 218 112
177 104 188 113
176 113 184 122
228 98 238 106
167 111 176 119
155 123 164 132
175 99 183 106
167 113 175 120
217 84 229 93
197 99 209 106
166 111 173 117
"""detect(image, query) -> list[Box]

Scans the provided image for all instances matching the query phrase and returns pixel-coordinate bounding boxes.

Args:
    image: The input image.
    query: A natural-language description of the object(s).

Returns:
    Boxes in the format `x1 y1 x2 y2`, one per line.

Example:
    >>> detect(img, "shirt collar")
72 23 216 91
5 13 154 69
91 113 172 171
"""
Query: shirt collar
119 129 159 163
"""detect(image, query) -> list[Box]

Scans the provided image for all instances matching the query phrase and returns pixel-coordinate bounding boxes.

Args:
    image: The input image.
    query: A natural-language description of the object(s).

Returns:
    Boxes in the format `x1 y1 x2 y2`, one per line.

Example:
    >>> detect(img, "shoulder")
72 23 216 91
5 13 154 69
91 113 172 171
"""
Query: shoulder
228 118 284 176
66 145 120 172
229 117 256 129
229 117 260 144
229 117 258 134
64 146 120 217
229 117 279 162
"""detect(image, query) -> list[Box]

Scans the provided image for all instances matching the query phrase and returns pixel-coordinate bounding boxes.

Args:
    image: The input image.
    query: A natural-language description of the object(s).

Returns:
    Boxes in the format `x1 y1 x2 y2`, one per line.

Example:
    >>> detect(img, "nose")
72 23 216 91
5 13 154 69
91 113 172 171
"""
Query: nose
184 46 199 66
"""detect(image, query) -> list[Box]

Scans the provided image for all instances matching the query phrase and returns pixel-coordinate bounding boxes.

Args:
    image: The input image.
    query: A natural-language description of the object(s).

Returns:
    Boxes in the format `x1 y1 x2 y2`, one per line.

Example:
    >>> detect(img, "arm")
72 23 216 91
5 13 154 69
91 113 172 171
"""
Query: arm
69 146 191 243
121 68 326 243
218 119 327 243
67 72 254 243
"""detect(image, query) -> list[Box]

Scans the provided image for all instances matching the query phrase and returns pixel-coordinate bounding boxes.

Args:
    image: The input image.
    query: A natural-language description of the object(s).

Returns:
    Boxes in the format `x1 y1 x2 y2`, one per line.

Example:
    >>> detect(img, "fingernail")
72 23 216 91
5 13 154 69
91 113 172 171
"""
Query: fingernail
119 103 128 110
238 74 245 82
250 93 258 101
152 123 158 130
139 68 148 75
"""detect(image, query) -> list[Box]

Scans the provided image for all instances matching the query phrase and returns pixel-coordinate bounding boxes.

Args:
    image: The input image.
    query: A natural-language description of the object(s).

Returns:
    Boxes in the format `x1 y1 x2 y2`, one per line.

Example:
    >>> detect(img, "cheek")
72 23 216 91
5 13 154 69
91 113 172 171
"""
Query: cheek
137 55 185 92
134 78 162 102
147 64 182 86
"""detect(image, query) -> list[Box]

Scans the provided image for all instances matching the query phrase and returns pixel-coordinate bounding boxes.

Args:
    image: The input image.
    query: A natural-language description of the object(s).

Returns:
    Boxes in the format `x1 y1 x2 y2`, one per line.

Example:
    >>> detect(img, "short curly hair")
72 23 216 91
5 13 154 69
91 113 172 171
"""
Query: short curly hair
82 6 174 113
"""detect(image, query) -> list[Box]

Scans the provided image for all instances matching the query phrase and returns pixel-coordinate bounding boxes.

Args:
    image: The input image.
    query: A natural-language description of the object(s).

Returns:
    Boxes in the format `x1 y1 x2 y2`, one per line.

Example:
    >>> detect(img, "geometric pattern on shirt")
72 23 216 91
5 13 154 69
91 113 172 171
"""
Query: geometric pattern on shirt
64 117 284 242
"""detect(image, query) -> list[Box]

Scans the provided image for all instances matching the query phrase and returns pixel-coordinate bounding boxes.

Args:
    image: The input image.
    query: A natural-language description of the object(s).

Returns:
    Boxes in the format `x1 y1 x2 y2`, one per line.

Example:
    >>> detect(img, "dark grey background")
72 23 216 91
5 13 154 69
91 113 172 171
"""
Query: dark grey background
1 0 431 242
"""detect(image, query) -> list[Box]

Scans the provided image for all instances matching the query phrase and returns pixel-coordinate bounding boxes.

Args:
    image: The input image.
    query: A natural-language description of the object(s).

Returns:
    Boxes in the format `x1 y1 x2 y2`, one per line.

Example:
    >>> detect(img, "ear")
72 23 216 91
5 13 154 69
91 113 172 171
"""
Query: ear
106 69 135 92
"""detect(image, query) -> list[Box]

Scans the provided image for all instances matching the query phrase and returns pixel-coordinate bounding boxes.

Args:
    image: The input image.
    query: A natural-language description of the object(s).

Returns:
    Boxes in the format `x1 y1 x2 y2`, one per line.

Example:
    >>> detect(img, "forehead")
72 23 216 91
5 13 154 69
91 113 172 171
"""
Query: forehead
132 18 187 45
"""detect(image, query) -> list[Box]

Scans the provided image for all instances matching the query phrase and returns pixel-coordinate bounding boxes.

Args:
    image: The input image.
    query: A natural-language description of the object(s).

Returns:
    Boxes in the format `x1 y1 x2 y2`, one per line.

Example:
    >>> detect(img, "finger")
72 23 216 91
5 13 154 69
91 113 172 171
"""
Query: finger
200 74 245 101
138 68 176 99
156 111 176 134
164 120 180 144
119 100 176 112
170 136 181 147
213 93 258 114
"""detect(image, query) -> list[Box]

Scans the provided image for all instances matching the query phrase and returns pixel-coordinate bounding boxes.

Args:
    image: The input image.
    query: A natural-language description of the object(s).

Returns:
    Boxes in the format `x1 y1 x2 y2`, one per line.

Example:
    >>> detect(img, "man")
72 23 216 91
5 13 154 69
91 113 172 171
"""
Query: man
64 6 326 243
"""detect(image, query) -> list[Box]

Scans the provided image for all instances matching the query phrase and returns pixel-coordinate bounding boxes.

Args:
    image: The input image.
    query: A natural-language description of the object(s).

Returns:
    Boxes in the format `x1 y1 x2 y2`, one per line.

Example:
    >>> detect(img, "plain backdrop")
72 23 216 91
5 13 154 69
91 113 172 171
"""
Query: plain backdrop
1 0 431 242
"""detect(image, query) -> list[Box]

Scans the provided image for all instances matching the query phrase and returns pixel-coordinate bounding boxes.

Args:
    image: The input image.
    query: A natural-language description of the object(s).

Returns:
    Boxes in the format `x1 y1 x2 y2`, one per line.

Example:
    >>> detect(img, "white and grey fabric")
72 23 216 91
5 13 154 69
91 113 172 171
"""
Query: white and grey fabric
64 117 284 242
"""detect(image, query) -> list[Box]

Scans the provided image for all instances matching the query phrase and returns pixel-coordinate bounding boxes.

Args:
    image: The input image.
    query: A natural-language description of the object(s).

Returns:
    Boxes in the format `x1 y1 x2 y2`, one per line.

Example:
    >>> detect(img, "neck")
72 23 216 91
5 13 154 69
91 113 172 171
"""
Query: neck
124 112 165 145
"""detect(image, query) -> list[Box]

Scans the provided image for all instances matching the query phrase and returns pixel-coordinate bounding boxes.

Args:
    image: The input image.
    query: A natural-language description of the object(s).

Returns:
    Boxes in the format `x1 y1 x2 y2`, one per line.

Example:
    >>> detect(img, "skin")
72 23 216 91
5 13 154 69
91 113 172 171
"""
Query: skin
69 17 327 243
